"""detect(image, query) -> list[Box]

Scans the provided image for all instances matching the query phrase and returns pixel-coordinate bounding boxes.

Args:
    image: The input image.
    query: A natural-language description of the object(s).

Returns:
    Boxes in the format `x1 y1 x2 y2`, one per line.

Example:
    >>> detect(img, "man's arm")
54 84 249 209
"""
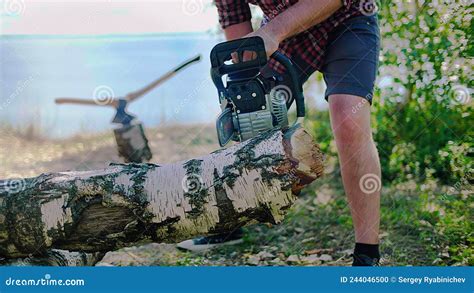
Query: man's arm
249 0 346 57
223 21 253 40
214 0 255 61
224 22 257 61
215 0 350 58
215 0 253 40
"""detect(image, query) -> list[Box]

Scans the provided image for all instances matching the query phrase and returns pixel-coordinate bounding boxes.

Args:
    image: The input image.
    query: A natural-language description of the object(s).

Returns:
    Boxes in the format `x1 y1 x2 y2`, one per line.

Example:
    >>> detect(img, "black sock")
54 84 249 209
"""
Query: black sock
354 243 380 259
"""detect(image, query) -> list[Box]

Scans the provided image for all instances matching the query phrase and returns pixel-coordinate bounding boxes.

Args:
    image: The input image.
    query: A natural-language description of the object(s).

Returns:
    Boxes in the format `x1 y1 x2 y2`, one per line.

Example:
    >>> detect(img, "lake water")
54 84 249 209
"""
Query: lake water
0 33 325 138
0 33 228 138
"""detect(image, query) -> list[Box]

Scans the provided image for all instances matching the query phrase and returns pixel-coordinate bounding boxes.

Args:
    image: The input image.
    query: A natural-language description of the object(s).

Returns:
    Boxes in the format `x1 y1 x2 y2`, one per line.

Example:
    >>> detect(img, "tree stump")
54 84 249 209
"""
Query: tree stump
114 123 153 163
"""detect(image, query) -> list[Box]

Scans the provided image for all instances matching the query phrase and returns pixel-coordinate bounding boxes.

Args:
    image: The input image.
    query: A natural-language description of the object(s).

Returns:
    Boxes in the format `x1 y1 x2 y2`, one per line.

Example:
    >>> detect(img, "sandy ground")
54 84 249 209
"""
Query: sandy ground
0 124 219 179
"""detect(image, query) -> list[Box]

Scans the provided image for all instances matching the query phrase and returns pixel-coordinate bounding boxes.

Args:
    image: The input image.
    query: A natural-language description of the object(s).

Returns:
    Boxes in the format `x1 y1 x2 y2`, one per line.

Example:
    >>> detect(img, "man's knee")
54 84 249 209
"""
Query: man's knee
328 94 373 148
334 119 364 146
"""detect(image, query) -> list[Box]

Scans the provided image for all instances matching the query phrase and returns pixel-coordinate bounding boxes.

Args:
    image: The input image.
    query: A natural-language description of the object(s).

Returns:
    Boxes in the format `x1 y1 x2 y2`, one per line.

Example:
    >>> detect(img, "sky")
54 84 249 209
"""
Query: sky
0 0 219 35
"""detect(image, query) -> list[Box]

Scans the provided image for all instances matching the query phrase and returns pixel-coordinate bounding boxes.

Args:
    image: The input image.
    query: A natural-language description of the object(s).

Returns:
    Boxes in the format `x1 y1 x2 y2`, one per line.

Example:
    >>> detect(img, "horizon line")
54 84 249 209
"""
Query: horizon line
0 31 220 40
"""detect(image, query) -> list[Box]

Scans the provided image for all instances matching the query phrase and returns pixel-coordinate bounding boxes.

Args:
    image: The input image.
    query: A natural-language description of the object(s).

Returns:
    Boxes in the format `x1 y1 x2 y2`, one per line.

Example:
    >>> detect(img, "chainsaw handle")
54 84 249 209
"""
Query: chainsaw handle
210 37 267 74
210 37 267 92
270 51 305 118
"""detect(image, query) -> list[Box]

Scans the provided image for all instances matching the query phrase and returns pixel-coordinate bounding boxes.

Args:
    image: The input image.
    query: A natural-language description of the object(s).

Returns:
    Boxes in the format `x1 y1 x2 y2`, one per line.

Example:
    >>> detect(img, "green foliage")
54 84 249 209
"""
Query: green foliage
373 0 473 184
308 1 473 185
435 140 473 182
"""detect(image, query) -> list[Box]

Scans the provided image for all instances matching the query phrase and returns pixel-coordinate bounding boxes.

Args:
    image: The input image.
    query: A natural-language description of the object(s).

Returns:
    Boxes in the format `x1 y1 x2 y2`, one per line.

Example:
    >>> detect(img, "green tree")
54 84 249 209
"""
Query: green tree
371 0 472 183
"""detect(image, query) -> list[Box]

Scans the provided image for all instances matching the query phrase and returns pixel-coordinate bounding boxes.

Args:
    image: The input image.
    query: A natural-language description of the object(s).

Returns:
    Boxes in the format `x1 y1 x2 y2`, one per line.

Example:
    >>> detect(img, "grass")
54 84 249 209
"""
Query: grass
153 169 472 266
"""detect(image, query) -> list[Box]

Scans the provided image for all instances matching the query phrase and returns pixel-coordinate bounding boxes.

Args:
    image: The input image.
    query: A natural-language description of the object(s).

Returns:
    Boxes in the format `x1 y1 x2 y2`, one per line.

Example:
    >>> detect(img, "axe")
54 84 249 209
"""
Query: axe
55 54 201 125
55 54 201 163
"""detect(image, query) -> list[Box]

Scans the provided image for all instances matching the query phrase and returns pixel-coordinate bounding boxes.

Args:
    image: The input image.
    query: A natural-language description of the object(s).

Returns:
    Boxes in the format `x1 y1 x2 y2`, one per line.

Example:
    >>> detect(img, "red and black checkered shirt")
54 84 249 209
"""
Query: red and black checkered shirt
214 0 362 73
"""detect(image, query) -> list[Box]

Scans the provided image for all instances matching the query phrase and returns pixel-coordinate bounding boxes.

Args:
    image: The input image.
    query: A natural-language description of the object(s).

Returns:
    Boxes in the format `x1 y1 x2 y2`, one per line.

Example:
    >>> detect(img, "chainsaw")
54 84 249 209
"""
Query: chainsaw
210 36 305 147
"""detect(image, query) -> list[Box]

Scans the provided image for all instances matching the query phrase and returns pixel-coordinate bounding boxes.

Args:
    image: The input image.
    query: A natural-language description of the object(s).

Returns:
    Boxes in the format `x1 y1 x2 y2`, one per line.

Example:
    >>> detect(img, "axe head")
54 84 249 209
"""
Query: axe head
112 99 136 125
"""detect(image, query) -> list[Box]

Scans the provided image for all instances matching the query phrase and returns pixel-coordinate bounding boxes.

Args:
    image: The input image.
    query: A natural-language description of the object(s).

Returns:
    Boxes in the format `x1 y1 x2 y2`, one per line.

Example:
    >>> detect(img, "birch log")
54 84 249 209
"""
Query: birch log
0 125 323 258
1 249 104 266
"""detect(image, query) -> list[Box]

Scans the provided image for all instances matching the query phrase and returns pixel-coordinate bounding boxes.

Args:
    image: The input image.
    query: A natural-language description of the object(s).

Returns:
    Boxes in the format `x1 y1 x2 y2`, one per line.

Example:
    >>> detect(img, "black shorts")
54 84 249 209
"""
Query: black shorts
291 14 381 104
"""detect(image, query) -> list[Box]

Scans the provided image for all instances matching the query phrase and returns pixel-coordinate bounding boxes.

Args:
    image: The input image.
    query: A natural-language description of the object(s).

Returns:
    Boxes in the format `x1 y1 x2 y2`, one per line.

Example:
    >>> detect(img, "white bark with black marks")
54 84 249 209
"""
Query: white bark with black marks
1 249 104 266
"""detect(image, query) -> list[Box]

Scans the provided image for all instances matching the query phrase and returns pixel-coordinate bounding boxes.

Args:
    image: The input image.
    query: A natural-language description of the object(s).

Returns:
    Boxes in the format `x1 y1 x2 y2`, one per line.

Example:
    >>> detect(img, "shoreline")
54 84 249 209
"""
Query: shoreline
0 124 219 179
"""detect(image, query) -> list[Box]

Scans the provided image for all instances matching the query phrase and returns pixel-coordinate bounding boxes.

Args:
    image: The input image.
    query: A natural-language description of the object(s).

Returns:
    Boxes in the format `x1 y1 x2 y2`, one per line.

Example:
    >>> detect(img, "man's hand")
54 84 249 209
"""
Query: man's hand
224 21 282 63
230 27 281 63
244 27 282 59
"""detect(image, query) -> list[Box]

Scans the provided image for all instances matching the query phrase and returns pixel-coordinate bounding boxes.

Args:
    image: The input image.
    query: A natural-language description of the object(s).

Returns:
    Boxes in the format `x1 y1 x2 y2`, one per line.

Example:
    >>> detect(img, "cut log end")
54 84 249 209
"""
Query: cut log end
283 125 325 193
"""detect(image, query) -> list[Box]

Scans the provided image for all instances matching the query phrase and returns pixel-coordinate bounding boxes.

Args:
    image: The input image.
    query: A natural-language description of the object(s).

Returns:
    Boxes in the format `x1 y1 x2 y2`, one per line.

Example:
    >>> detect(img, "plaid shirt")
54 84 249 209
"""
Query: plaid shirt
215 0 363 73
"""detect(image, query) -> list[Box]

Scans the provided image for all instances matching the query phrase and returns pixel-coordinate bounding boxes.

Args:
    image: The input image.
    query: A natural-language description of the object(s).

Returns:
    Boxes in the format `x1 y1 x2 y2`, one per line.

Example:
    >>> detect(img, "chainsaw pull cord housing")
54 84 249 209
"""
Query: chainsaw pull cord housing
270 51 305 119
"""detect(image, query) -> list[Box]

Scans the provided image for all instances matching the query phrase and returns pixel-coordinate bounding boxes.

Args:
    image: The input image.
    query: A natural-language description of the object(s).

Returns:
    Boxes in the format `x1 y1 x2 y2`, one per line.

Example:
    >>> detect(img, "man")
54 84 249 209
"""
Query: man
178 0 381 266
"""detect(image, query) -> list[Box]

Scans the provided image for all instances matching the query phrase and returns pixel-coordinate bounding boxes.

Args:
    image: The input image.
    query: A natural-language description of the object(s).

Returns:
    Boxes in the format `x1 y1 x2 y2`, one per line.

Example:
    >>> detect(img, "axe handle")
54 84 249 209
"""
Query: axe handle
127 54 201 102
55 98 118 107
172 54 202 73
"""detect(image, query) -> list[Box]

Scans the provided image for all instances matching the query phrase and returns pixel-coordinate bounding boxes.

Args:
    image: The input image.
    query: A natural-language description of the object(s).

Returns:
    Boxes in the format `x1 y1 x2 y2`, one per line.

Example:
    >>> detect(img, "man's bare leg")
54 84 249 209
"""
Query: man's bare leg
328 94 381 245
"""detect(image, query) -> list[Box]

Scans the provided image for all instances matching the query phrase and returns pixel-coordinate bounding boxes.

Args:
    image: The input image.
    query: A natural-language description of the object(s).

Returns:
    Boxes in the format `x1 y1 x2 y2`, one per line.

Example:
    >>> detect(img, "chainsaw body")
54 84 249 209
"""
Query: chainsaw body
210 37 305 147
